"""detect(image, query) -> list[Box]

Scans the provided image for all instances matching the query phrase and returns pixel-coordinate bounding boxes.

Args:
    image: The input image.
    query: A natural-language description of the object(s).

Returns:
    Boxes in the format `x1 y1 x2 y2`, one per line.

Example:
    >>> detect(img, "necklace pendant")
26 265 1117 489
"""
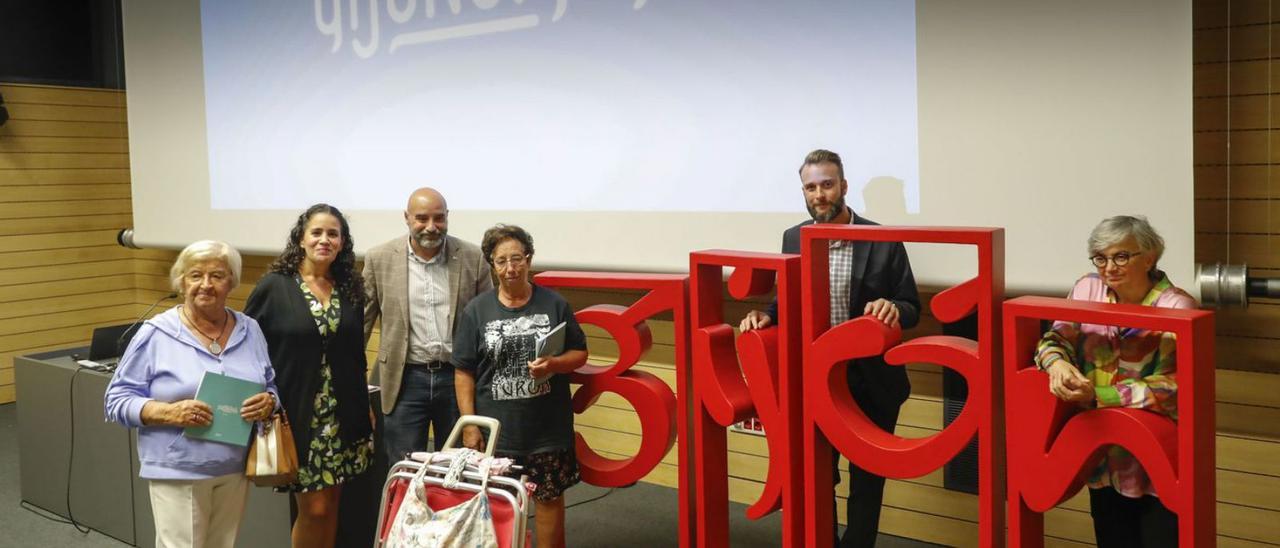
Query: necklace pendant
208 341 222 354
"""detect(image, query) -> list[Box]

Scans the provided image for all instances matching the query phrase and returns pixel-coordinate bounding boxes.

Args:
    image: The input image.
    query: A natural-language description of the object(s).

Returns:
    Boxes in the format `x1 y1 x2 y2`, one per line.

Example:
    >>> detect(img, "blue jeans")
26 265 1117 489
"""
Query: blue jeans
382 363 460 460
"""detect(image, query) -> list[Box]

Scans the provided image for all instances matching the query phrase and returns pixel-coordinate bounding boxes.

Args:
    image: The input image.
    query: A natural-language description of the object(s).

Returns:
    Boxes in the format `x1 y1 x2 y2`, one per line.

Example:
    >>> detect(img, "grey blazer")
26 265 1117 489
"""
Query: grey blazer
363 234 493 414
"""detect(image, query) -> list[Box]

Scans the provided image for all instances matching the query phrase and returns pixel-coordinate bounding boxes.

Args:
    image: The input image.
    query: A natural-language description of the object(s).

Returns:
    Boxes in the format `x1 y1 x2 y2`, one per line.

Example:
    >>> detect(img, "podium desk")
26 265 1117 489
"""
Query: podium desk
15 348 292 547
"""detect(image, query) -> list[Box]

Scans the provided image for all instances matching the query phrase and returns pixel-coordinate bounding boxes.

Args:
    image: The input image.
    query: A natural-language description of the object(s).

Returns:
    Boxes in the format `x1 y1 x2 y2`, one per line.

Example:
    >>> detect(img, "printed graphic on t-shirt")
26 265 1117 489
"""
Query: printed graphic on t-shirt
483 314 552 401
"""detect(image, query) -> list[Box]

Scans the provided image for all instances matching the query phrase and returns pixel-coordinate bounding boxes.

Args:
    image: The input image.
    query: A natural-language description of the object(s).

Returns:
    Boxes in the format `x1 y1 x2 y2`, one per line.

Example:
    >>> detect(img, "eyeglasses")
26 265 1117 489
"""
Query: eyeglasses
492 254 528 269
1090 251 1142 268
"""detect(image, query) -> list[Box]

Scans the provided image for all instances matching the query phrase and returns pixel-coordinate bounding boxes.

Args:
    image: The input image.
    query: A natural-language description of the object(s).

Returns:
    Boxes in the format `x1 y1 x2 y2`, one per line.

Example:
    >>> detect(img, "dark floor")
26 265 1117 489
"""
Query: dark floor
559 481 944 547
0 403 942 547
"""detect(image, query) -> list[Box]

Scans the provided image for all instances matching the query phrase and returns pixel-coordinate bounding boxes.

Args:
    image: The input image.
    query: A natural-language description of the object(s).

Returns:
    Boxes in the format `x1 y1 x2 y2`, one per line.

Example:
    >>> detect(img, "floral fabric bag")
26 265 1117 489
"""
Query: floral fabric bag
384 449 499 548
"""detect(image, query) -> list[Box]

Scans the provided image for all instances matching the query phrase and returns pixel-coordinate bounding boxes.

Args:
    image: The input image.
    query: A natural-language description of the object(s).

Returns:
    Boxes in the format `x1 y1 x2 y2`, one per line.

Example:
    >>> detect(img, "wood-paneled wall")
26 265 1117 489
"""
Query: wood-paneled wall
1195 0 1280 375
1189 4 1280 542
0 83 146 405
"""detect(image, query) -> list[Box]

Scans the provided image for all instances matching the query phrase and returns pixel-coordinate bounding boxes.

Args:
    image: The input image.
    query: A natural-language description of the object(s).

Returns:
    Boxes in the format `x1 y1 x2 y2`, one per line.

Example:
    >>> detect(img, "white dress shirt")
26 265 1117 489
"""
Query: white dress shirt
406 238 451 363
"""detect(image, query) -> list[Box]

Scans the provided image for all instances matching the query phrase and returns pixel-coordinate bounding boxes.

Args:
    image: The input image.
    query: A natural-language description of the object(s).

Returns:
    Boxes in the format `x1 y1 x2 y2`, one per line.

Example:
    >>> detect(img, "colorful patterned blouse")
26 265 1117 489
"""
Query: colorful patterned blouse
1034 272 1197 497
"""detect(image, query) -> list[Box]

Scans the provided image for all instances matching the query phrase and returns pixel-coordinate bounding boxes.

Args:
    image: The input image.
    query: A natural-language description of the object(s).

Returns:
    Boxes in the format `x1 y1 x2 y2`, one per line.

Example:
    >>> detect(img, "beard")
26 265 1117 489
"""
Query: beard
414 229 446 249
807 195 846 223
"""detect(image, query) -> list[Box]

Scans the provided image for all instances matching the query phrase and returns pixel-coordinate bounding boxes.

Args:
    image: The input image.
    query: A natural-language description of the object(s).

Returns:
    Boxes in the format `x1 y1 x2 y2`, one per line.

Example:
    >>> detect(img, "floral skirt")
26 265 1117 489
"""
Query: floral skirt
282 362 373 493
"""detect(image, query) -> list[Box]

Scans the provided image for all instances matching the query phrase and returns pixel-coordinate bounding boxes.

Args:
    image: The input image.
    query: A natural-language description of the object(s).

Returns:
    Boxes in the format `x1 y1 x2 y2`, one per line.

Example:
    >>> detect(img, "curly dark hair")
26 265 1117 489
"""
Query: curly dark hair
481 224 535 266
267 203 364 306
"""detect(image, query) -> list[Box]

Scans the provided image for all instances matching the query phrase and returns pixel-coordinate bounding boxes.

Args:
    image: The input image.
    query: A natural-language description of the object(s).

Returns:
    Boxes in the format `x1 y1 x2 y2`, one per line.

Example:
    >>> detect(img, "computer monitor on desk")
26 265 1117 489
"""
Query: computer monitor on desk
87 323 138 367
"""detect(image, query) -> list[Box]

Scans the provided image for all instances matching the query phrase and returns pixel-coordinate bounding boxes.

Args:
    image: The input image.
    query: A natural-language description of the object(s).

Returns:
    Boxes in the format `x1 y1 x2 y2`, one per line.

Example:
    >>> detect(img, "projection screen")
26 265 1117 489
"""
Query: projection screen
122 0 1193 295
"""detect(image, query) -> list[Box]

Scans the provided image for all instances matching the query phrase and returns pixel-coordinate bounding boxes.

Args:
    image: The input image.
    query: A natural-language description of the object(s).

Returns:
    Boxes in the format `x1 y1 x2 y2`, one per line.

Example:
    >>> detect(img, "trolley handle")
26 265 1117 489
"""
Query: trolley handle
442 414 501 456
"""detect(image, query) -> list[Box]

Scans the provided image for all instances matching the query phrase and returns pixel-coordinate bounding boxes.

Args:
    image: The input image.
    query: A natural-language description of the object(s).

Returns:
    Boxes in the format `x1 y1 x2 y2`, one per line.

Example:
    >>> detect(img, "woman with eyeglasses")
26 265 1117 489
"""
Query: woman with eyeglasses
452 224 588 548
104 240 278 548
1034 215 1196 547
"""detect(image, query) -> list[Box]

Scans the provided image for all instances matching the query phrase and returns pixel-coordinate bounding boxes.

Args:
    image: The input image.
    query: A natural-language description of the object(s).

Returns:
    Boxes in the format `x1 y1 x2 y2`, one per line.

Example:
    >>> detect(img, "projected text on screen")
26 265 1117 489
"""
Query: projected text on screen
201 0 919 214
315 0 651 57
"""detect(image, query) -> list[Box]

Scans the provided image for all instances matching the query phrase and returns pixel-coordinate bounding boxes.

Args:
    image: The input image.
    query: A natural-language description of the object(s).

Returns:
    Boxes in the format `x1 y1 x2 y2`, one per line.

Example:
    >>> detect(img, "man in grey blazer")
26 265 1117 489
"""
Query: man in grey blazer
363 187 493 459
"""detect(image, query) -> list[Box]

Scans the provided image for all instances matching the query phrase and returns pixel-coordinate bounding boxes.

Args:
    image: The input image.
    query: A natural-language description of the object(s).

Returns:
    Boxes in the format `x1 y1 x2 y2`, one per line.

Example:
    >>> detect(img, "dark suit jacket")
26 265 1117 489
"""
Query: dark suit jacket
766 214 921 408
245 272 373 465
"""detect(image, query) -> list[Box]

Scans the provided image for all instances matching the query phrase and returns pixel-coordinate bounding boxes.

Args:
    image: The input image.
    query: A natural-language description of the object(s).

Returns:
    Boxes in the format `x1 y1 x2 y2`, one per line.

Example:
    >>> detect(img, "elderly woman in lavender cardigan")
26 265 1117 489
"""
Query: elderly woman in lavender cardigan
104 240 278 548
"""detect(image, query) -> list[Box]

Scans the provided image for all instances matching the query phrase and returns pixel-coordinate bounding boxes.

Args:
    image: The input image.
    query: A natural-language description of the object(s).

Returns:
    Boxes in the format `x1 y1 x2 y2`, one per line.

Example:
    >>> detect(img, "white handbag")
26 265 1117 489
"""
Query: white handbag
245 411 298 487
384 449 500 548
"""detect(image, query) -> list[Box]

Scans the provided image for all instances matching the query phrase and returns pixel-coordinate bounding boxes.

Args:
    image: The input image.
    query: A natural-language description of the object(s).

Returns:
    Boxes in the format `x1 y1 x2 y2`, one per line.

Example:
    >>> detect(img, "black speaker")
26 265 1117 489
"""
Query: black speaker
941 312 980 494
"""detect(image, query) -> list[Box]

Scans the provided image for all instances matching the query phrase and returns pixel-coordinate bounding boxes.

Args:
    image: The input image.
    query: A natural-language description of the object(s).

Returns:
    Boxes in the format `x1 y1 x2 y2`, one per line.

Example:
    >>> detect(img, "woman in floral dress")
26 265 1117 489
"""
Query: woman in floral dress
246 204 374 548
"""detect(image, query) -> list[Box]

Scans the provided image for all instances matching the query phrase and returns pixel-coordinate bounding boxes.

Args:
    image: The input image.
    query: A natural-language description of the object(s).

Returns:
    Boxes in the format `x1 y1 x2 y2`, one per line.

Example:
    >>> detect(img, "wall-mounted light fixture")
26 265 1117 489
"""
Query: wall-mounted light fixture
1197 263 1280 308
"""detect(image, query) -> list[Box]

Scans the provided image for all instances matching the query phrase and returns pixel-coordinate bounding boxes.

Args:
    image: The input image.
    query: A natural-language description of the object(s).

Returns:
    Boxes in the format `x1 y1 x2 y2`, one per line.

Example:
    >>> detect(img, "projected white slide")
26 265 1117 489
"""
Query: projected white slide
198 0 920 214
125 0 1193 293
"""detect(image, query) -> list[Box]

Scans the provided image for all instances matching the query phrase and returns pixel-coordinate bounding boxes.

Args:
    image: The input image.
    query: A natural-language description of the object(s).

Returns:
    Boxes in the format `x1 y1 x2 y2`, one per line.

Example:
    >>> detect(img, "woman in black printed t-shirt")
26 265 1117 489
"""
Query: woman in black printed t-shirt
452 224 588 548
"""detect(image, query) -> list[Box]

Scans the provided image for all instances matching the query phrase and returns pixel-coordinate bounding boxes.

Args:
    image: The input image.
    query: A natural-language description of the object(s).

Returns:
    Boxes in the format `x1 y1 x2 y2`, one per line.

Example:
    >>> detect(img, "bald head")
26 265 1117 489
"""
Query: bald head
405 187 449 257
407 187 447 211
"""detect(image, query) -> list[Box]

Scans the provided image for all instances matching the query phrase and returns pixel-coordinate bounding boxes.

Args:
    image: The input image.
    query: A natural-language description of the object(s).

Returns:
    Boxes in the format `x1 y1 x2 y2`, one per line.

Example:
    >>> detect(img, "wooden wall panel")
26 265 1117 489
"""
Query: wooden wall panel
1193 128 1280 167
1194 97 1280 131
1194 197 1280 235
1195 1 1280 393
0 83 137 407
1195 59 1280 96
2 120 130 139
1196 165 1275 199
0 167 130 185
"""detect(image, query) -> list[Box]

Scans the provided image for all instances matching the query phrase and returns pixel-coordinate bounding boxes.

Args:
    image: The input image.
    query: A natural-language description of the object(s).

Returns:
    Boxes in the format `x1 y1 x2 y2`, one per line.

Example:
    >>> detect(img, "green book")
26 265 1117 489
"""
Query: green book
184 371 263 447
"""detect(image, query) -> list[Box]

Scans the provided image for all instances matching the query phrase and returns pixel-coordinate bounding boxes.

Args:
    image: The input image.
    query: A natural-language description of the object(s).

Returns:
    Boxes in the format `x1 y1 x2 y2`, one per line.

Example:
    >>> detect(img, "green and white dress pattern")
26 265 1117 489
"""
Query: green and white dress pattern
288 276 374 493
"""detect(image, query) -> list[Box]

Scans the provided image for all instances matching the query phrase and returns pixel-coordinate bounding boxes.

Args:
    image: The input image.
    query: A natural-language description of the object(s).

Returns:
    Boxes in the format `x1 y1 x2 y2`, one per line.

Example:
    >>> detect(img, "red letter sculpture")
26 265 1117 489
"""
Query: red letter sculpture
534 272 685 535
688 250 804 547
1003 296 1215 547
800 225 1006 547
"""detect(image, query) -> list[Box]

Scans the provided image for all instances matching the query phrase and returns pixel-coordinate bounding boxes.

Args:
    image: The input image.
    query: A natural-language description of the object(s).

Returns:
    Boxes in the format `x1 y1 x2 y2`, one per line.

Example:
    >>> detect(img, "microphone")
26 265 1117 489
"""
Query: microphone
117 292 178 354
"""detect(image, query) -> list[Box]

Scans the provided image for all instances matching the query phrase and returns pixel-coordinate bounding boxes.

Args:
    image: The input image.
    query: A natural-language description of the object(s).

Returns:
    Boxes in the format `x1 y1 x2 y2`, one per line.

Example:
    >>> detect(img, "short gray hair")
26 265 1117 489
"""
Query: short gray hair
169 240 243 292
1088 215 1165 266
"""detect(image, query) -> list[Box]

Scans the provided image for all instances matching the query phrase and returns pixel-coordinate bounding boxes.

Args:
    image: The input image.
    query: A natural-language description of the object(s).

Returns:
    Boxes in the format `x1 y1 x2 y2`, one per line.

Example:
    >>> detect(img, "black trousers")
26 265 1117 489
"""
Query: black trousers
833 380 903 548
1088 487 1179 548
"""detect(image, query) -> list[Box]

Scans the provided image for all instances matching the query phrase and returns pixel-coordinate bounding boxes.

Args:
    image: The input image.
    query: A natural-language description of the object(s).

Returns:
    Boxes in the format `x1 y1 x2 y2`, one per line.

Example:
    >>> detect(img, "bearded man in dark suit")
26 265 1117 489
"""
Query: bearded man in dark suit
740 149 921 548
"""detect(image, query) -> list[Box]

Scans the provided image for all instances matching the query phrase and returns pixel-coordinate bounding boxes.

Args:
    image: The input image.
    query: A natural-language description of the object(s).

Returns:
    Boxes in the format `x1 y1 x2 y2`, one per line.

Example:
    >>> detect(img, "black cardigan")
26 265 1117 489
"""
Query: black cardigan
244 271 372 465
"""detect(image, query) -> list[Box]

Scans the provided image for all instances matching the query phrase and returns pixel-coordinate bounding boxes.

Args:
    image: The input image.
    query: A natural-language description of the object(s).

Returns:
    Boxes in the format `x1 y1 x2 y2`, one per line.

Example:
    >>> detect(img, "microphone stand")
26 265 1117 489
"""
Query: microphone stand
117 292 178 354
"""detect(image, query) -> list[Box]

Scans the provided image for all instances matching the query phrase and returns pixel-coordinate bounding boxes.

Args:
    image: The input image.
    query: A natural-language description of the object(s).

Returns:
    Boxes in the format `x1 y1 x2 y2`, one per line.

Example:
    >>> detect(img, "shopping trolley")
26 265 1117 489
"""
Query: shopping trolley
374 415 532 548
